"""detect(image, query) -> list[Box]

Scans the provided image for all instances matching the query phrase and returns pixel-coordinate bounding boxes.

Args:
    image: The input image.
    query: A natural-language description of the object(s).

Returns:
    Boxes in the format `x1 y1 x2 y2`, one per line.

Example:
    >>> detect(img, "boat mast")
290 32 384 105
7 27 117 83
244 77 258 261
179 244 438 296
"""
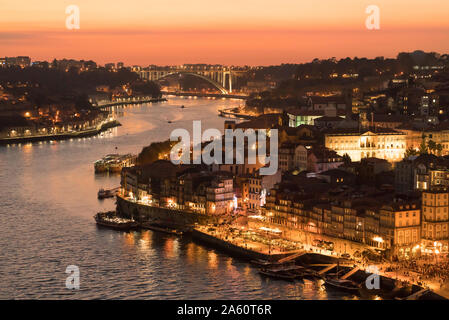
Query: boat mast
337 258 340 280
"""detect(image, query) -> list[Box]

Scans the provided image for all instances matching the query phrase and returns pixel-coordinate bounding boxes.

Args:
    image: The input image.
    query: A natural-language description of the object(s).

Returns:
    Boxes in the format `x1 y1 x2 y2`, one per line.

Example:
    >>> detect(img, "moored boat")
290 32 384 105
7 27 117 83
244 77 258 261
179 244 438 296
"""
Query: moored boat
258 269 296 281
94 211 138 231
94 153 136 174
323 278 361 294
141 223 183 236
97 188 115 199
250 259 275 267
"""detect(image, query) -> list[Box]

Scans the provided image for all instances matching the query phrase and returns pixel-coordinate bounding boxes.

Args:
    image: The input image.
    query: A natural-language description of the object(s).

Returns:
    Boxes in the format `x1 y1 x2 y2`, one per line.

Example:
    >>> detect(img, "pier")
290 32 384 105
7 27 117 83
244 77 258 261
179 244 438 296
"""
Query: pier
163 91 248 99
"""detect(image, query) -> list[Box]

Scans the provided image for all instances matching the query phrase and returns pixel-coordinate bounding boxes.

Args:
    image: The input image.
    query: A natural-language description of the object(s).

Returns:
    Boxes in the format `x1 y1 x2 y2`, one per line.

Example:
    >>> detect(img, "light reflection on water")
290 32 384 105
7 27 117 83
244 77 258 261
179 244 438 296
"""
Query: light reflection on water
0 97 350 299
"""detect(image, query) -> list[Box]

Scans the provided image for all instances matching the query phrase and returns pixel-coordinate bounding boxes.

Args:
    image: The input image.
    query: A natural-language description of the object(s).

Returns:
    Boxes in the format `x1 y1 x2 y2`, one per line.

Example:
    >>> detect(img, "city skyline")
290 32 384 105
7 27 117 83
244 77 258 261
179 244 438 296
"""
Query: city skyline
1 0 449 65
3 0 449 305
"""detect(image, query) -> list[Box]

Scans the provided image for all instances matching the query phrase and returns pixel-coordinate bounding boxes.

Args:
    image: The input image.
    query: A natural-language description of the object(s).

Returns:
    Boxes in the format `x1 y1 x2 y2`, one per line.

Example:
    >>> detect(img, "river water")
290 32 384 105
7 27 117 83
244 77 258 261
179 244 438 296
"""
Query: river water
0 96 350 299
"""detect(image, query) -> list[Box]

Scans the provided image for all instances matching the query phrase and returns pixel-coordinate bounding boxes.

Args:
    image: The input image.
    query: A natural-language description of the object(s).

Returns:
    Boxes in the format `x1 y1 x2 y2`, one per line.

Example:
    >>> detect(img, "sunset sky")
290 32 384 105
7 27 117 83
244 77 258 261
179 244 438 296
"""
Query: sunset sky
1 0 449 66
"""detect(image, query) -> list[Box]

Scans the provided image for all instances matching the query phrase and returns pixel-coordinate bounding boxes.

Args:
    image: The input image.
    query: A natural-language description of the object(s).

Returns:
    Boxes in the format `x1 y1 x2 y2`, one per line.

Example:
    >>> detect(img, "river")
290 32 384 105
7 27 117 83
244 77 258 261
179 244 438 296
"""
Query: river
0 96 349 299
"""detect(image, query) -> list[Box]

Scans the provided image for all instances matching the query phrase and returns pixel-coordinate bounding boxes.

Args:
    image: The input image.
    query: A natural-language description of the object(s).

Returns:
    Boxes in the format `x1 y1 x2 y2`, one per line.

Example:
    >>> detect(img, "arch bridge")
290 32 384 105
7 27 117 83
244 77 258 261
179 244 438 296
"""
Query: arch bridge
138 68 246 94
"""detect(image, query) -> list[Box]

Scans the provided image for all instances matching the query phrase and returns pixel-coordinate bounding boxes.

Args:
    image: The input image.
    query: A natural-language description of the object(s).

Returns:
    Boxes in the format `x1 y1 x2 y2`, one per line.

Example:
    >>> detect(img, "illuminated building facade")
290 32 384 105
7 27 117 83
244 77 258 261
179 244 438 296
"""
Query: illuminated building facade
421 189 449 254
379 202 421 258
325 128 406 162
206 178 234 215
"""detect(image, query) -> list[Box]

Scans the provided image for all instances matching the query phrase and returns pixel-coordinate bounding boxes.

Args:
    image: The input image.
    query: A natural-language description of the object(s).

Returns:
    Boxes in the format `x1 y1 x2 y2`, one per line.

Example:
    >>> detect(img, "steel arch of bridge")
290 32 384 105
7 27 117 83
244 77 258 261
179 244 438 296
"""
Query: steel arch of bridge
154 71 229 94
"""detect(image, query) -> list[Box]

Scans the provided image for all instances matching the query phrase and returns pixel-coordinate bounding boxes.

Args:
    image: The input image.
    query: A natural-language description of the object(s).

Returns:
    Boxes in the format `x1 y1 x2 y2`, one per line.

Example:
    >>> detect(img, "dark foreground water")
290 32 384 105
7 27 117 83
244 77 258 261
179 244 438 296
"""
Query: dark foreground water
0 97 350 299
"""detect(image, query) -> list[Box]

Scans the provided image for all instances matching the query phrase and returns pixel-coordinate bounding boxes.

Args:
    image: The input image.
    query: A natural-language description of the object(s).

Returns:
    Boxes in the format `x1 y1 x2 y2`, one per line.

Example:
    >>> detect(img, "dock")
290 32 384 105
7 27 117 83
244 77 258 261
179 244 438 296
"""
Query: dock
277 251 306 264
403 288 431 300
340 267 360 280
318 264 337 275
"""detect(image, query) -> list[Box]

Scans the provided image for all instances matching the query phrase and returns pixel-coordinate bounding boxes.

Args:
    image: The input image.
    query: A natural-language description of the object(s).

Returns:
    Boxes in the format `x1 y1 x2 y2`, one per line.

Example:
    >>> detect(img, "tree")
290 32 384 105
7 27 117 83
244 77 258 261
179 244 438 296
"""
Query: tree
419 134 428 154
428 140 437 155
137 139 177 165
404 147 418 158
342 153 352 166
437 143 443 156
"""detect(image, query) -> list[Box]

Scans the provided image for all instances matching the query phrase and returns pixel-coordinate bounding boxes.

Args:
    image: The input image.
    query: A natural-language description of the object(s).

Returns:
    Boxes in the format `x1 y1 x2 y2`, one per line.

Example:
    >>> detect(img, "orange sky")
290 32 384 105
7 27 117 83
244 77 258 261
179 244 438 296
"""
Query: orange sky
1 0 449 66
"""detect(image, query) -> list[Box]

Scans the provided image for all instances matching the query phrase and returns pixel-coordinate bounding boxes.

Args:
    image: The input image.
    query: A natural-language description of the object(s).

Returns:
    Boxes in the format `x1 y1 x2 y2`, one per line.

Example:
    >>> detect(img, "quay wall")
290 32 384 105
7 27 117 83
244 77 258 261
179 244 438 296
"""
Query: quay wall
296 253 446 300
116 196 221 230
191 229 291 261
95 97 166 108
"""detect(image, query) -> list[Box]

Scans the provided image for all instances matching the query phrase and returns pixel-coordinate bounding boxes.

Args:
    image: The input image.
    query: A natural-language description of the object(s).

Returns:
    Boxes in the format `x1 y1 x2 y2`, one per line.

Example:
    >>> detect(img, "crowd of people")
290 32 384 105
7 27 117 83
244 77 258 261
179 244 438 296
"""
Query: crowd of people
381 255 449 289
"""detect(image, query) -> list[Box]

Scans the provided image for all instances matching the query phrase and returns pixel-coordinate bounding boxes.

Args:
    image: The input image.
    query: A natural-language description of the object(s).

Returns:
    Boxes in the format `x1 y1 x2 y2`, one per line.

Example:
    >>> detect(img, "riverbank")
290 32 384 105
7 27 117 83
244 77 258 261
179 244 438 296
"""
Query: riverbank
116 194 224 228
0 119 120 145
162 91 248 99
114 187 448 299
218 108 255 120
191 226 298 261
189 227 446 299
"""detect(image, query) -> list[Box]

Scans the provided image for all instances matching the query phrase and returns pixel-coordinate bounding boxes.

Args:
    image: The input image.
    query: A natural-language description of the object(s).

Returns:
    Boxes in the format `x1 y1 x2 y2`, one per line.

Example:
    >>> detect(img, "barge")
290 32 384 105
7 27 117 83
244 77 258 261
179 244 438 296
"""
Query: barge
94 154 136 173
97 188 116 199
94 211 139 231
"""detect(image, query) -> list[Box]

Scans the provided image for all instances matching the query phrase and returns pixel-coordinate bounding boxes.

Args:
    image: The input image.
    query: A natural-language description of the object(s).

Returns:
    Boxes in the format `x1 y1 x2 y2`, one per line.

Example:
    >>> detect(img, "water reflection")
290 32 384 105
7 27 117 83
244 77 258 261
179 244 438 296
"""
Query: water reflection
0 97 350 299
207 251 218 269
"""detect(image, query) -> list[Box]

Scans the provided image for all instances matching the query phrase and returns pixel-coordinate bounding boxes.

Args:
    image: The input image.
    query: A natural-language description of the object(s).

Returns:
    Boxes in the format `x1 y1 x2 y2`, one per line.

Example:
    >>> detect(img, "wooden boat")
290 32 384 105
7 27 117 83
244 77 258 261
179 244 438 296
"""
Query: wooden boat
252 259 296 267
286 266 318 279
265 265 305 273
323 278 361 294
322 257 361 294
94 211 138 231
141 223 183 236
250 259 275 267
303 269 324 279
258 269 296 281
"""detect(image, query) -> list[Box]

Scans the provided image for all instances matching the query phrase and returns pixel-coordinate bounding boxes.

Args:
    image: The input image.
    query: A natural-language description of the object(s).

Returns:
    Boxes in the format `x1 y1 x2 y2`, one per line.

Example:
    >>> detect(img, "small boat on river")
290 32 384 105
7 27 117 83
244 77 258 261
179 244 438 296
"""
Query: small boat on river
97 188 115 199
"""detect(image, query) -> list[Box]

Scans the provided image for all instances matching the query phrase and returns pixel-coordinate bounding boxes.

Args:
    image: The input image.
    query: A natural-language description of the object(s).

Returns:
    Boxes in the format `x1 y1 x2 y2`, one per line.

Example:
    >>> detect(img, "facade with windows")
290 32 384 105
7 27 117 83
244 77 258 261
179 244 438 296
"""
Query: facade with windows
422 189 449 253
325 129 406 162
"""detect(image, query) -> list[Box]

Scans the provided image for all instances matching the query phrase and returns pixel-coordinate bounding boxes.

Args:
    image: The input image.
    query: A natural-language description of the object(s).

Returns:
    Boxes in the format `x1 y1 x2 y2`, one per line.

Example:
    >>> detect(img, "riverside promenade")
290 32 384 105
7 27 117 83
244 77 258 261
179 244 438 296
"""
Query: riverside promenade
191 223 448 299
93 97 166 108
0 119 120 145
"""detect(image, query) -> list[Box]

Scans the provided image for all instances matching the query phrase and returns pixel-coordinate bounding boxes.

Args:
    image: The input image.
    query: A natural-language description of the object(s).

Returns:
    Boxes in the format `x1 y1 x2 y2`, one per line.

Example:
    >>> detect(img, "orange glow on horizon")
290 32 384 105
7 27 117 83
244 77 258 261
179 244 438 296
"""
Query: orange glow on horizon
1 0 449 65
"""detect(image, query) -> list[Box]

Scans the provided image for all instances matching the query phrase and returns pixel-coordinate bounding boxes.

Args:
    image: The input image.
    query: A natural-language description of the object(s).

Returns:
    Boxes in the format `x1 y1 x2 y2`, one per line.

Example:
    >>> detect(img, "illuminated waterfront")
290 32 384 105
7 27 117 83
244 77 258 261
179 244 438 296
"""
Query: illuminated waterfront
1 97 351 299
